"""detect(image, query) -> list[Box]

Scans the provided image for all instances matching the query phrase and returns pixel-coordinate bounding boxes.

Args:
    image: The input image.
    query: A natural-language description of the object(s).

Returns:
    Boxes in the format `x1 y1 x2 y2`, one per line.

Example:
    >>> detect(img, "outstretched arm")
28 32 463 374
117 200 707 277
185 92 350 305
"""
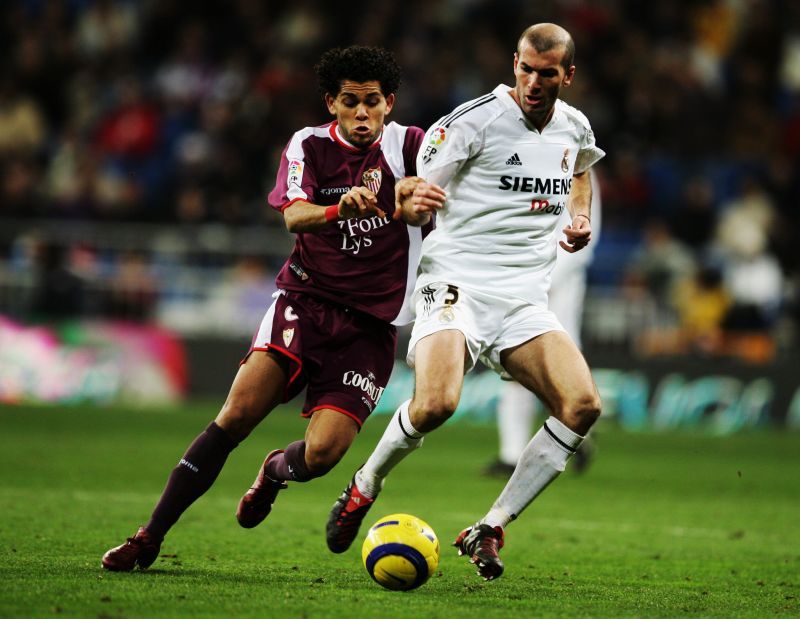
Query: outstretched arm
283 187 384 233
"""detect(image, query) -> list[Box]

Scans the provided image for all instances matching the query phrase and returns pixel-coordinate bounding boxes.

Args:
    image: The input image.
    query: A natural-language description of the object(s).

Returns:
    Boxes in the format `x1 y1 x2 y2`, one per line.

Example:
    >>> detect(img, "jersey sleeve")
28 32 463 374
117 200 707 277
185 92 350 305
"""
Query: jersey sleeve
402 126 425 176
416 118 483 188
267 131 319 211
574 123 605 174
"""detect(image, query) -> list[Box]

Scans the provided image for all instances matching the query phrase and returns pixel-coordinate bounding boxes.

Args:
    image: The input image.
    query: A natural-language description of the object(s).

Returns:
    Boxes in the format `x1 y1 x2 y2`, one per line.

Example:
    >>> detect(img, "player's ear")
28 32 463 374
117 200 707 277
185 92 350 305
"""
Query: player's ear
324 93 337 115
562 65 576 87
384 93 395 115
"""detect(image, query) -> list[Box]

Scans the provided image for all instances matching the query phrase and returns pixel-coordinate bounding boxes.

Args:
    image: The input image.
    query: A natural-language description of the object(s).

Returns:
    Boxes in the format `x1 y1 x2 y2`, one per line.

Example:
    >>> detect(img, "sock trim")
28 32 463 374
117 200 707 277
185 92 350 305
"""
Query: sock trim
207 421 239 449
397 413 422 440
543 422 577 453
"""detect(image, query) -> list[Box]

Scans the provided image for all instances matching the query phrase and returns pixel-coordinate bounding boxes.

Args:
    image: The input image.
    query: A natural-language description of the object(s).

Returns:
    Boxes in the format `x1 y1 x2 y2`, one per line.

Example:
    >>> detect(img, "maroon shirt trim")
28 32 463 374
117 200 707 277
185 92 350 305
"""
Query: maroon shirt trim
328 121 383 151
280 197 306 212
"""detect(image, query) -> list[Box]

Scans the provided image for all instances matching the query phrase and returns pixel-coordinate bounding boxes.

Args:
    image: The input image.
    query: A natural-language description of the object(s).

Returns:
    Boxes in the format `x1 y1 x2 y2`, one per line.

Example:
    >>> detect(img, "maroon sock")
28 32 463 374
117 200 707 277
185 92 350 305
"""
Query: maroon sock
264 440 330 482
145 422 238 540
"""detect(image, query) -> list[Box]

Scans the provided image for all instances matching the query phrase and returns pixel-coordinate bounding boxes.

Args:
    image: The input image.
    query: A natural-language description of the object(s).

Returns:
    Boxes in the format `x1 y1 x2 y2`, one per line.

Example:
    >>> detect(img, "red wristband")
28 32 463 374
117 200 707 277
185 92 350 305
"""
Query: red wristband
325 205 340 222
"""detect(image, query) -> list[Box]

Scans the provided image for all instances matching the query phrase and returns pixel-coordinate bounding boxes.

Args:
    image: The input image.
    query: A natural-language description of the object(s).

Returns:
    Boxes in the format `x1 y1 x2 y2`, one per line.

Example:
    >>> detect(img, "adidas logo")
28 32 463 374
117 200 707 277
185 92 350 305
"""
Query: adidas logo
505 153 522 166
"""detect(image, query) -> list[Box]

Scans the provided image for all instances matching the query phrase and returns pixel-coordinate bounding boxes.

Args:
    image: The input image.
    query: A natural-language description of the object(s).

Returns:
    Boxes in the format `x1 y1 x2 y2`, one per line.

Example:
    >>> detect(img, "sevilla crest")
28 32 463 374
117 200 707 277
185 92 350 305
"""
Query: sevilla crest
362 167 382 194
282 328 295 347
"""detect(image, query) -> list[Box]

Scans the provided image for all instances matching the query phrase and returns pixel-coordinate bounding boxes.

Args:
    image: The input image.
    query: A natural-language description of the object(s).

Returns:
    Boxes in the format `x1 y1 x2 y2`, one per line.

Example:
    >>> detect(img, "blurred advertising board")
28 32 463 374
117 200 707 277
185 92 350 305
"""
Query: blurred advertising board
0 316 187 405
375 354 799 434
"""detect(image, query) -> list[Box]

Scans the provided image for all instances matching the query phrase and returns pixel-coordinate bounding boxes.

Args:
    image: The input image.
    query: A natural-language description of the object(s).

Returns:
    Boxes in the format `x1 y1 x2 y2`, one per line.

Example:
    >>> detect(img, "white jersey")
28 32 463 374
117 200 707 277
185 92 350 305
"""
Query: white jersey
415 84 605 307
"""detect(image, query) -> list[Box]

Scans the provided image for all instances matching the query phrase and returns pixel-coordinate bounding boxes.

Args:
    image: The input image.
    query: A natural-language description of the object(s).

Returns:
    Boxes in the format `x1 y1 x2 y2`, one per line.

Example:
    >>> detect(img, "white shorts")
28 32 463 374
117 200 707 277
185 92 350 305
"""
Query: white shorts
407 282 565 375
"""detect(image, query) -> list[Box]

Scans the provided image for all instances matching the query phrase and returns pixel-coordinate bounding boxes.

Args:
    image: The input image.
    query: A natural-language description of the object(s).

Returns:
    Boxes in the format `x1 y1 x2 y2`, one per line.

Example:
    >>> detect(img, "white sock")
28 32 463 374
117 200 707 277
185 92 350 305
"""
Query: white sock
483 416 583 528
497 381 537 466
355 400 425 498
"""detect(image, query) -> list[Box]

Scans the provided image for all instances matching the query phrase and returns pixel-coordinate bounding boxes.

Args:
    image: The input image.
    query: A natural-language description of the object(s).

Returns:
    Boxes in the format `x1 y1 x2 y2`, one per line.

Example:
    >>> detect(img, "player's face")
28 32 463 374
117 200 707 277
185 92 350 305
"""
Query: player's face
325 80 395 148
512 42 575 129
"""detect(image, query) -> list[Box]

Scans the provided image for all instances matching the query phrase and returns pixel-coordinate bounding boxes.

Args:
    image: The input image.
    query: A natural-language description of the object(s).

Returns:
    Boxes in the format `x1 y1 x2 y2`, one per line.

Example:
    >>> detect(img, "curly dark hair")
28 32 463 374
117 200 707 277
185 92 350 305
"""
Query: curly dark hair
315 45 401 98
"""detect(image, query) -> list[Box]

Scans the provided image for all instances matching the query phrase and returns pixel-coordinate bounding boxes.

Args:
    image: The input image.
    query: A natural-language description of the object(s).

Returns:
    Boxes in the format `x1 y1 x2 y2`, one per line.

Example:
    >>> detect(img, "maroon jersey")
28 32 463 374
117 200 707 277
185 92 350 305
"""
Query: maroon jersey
268 121 427 325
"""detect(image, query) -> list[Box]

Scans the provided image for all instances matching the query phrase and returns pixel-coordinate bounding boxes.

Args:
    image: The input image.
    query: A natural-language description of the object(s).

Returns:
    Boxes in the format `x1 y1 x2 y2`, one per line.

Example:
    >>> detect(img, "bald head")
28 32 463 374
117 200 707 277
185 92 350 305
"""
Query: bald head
517 23 575 70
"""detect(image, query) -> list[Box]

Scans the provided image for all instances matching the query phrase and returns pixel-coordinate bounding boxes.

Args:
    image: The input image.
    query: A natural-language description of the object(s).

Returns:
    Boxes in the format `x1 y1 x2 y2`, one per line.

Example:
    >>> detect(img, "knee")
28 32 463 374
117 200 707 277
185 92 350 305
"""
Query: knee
216 399 263 443
561 393 601 436
410 392 459 432
304 436 347 476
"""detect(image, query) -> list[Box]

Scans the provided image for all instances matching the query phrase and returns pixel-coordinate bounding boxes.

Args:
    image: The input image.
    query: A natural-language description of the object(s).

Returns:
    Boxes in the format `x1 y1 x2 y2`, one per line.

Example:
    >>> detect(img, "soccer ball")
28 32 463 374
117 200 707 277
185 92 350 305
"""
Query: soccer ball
361 513 440 591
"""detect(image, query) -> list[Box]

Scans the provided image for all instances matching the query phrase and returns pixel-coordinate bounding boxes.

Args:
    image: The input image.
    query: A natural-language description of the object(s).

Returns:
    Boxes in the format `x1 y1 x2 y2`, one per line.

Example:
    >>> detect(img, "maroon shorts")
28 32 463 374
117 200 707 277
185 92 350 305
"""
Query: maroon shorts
244 291 397 428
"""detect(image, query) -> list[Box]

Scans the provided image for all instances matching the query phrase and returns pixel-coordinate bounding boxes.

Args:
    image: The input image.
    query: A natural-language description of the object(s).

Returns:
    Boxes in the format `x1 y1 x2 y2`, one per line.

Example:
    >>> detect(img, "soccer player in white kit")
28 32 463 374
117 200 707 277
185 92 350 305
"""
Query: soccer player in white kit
327 23 605 581
488 169 601 478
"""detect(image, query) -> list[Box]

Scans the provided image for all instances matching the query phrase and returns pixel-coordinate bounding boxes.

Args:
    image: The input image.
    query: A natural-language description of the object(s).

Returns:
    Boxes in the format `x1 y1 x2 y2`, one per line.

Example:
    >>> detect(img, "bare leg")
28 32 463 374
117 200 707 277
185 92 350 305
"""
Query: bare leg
359 329 468 490
482 331 601 527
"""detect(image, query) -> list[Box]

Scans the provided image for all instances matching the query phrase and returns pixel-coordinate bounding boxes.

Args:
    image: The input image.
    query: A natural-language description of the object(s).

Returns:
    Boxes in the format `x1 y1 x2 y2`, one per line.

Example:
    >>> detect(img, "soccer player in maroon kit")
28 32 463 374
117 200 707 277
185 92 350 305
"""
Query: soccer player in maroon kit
101 45 443 571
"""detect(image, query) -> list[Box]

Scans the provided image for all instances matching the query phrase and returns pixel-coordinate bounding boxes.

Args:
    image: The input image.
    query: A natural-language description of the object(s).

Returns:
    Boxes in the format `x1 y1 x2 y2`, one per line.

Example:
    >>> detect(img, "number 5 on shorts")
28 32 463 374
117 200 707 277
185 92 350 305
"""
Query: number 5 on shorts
444 284 459 306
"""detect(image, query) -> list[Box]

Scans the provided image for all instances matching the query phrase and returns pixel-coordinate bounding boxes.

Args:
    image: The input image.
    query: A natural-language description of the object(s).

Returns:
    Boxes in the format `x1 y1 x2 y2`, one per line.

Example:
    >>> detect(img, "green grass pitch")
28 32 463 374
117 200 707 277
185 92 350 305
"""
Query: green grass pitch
1 402 798 618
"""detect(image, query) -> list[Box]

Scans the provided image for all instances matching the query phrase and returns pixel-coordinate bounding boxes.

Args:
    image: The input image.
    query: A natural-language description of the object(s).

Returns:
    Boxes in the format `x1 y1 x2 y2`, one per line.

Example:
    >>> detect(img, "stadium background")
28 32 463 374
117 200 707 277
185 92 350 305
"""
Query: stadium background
2 3 800 617
1 0 800 427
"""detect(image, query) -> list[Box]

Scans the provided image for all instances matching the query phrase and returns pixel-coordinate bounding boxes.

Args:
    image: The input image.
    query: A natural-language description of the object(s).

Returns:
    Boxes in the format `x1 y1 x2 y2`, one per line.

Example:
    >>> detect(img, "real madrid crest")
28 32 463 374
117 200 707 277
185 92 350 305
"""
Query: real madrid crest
561 149 570 173
439 307 455 323
362 167 382 194
282 327 295 347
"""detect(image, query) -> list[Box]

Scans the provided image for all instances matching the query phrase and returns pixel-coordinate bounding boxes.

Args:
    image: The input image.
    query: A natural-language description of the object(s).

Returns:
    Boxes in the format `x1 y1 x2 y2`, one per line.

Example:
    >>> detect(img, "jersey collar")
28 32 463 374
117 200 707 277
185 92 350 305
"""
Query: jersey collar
329 121 383 151
494 83 563 133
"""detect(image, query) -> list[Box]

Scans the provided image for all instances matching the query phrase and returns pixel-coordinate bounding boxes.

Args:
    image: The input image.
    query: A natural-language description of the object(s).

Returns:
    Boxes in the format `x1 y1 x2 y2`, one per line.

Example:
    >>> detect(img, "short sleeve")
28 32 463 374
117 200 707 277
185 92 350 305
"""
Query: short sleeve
574 125 605 174
267 131 318 211
416 121 481 188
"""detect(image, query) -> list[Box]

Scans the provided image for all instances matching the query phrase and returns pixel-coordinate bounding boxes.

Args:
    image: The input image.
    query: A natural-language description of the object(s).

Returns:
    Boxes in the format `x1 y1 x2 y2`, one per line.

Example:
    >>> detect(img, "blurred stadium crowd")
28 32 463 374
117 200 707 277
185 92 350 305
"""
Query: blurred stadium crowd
1 0 799 357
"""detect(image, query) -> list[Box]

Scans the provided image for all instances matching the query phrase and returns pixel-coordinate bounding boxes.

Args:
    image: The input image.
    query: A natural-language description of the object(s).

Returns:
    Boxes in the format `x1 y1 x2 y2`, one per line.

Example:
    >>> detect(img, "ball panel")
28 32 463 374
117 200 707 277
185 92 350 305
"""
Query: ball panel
365 542 429 591
372 519 401 530
371 560 414 590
